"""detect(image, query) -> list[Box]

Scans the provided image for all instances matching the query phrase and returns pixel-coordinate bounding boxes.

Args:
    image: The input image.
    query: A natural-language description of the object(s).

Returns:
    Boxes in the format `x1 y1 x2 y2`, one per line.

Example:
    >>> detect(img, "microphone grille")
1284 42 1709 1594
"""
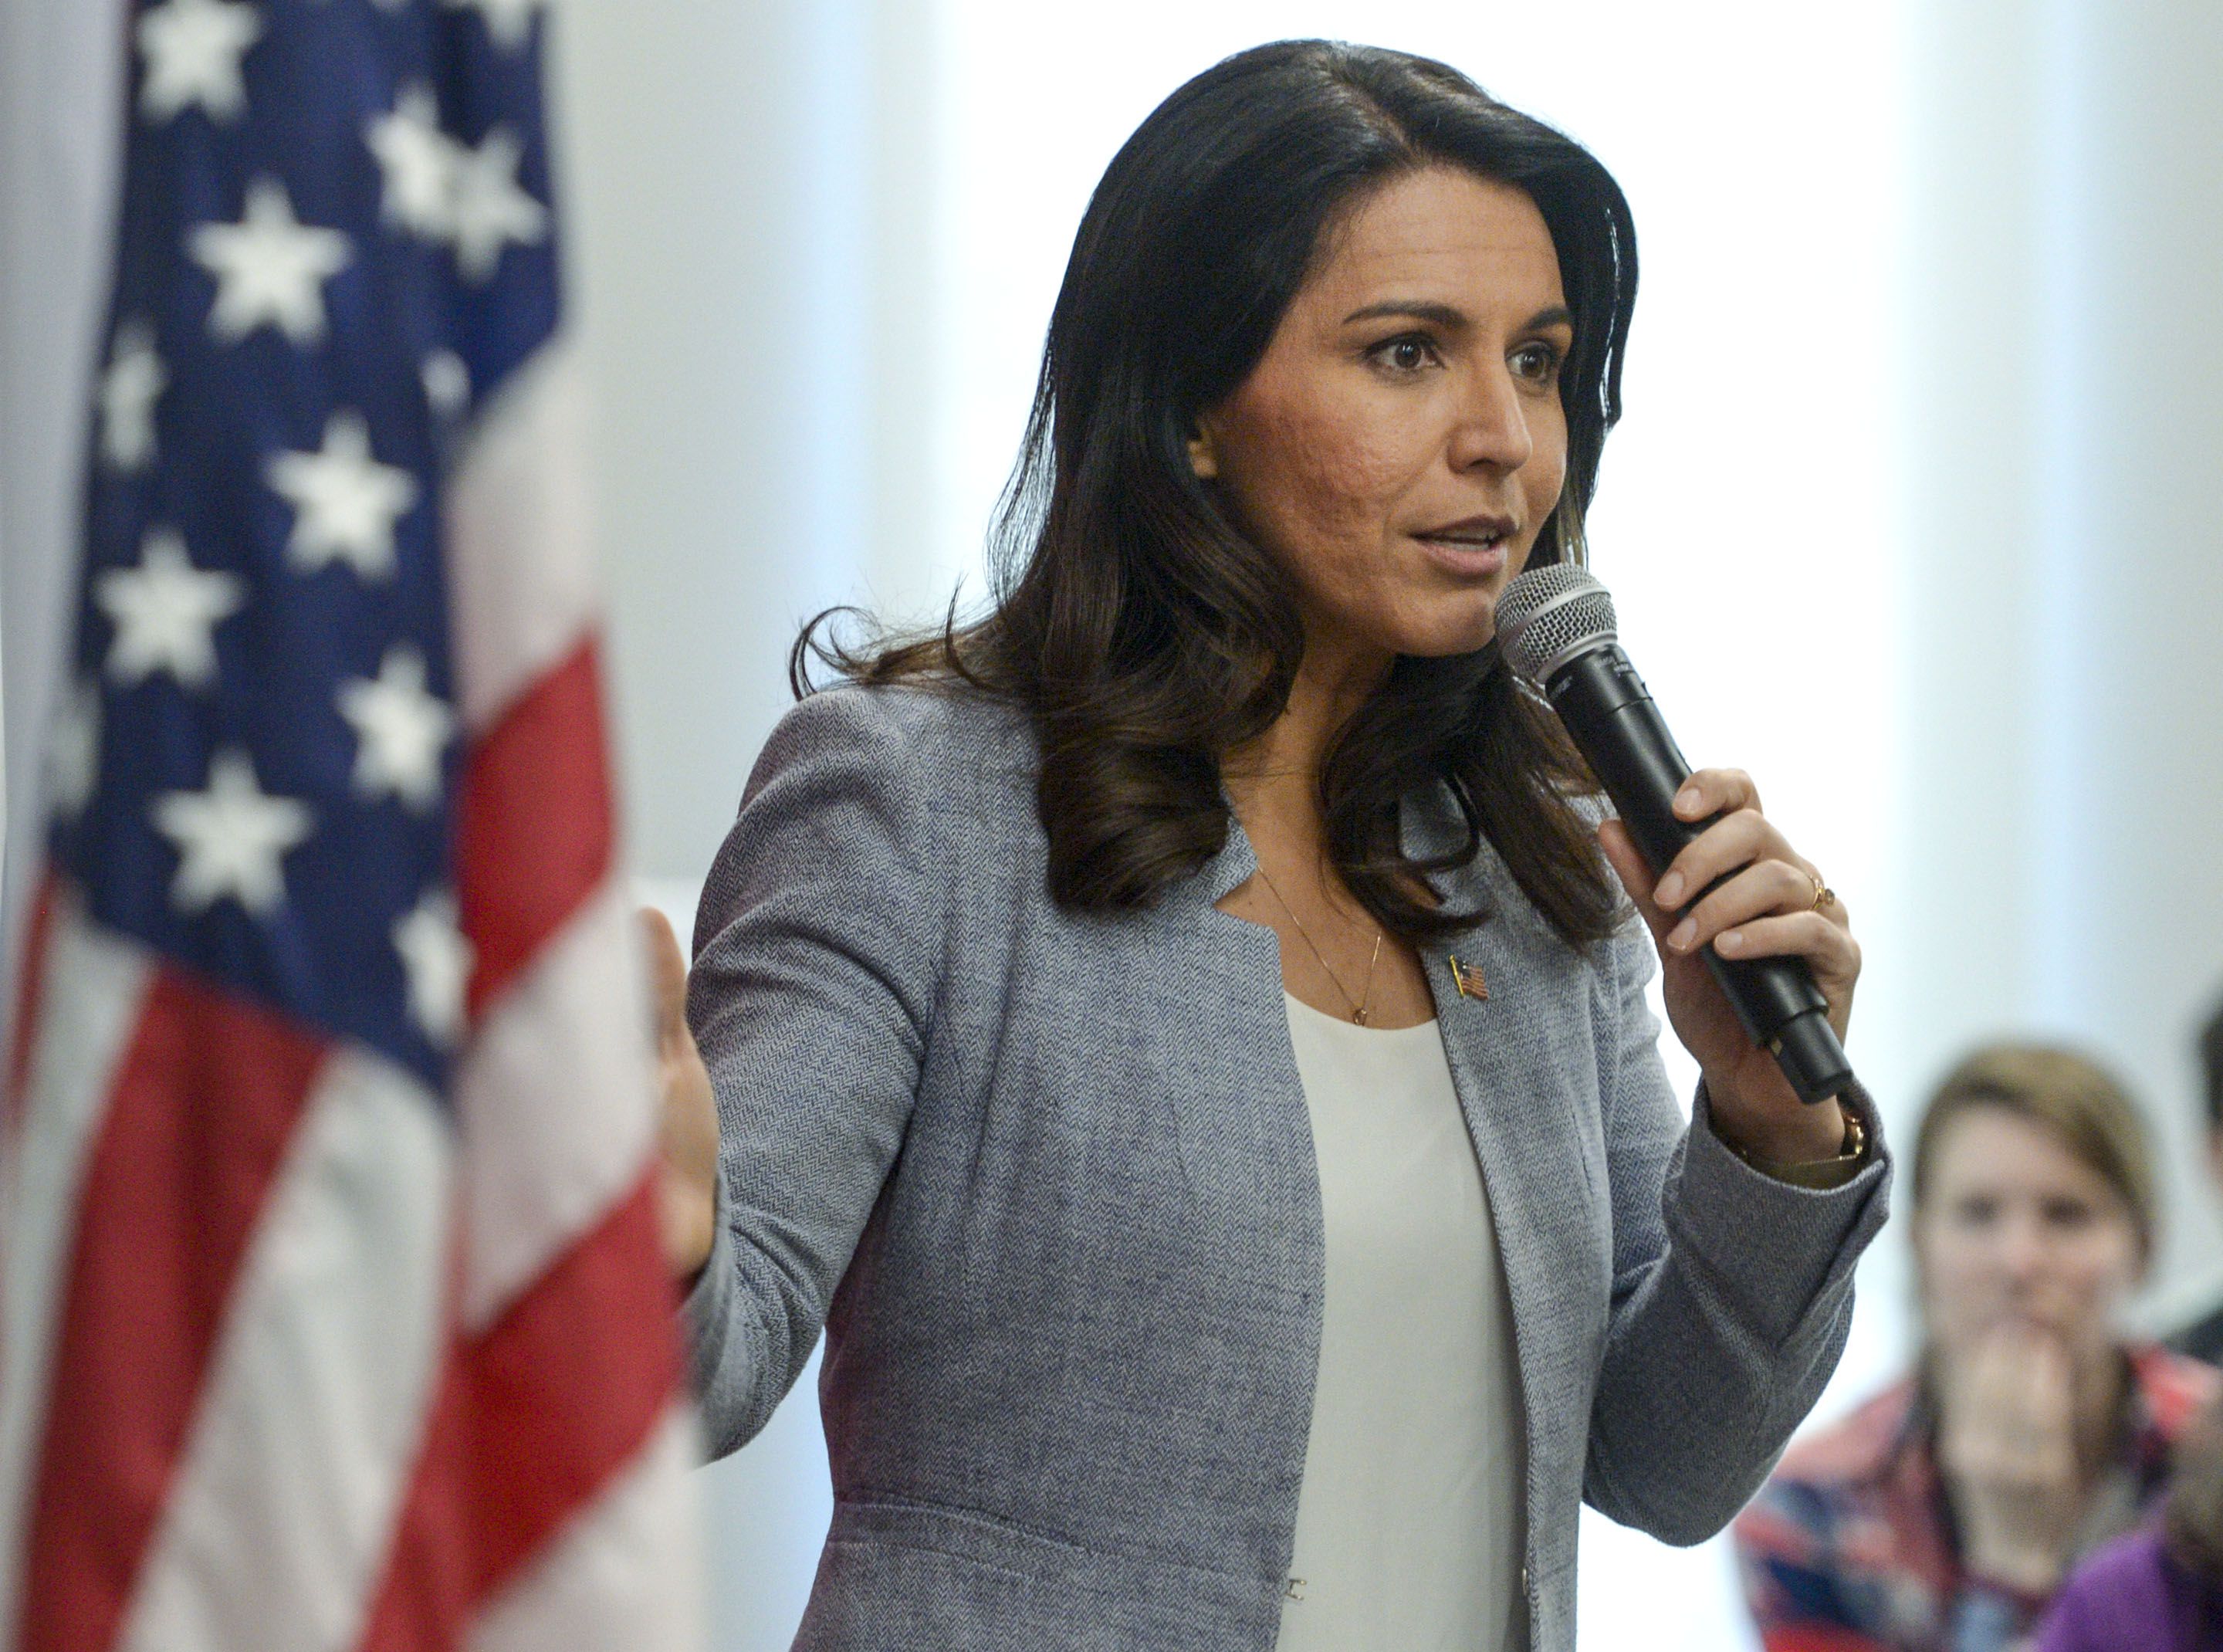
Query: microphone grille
1495 562 1618 686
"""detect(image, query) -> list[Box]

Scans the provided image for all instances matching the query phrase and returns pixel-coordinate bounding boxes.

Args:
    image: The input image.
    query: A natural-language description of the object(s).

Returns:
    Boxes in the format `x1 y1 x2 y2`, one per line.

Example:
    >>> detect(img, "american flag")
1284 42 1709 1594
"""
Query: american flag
0 2 702 1648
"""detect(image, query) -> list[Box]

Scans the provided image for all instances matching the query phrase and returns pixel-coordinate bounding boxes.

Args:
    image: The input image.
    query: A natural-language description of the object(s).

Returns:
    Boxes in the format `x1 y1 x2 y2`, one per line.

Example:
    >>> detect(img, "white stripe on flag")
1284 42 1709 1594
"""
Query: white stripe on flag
468 1405 705 1652
456 880 656 1332
0 894 152 1642
444 344 601 733
113 1047 454 1652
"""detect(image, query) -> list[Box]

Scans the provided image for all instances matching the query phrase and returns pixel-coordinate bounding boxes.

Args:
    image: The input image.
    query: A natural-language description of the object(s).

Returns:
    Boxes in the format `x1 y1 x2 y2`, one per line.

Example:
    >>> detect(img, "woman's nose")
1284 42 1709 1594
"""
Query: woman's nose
1446 360 1534 475
1992 1212 2052 1284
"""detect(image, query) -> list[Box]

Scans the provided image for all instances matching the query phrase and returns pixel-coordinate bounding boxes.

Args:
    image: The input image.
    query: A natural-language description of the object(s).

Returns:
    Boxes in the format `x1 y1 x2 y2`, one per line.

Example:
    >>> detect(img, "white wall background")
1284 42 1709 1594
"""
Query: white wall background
5 2 2221 1648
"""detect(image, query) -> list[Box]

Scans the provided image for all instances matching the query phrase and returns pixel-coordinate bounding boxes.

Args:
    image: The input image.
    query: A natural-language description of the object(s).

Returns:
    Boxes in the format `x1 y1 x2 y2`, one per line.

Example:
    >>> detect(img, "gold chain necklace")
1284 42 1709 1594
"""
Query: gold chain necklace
1253 860 1384 1026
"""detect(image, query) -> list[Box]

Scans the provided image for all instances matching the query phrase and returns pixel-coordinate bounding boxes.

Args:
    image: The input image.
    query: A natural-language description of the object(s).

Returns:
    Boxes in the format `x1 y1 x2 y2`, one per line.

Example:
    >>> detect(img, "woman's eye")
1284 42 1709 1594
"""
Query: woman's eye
1511 341 1563 384
1369 335 1440 374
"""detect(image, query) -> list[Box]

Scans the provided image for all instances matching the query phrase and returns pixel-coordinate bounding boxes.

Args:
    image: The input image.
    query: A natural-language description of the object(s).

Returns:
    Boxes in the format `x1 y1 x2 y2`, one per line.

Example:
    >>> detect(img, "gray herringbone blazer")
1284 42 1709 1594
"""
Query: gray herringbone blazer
682 681 1890 1651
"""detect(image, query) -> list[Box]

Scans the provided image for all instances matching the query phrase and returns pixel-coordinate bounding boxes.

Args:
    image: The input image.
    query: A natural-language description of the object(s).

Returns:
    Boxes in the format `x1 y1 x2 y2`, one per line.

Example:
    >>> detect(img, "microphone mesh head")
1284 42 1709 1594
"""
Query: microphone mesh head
1495 562 1618 686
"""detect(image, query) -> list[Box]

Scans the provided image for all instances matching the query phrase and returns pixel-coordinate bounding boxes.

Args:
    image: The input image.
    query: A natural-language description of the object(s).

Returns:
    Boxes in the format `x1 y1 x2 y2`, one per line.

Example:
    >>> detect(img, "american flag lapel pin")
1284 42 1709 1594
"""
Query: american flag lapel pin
1450 954 1487 1001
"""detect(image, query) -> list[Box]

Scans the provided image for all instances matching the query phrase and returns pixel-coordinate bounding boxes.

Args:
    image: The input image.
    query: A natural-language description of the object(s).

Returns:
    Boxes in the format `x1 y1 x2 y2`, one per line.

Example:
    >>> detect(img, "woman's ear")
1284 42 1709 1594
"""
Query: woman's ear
1186 421 1219 480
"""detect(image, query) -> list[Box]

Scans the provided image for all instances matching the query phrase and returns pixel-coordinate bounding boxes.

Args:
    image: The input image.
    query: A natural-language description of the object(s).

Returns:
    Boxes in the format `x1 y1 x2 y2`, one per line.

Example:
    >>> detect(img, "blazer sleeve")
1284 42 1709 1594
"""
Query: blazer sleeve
1581 914 1893 1545
679 686 954 1459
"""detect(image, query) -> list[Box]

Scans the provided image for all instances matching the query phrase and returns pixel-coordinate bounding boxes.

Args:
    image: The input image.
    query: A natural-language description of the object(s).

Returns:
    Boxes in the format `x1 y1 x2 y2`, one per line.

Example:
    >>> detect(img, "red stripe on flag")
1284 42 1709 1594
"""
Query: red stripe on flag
5 869 59 1134
357 1170 679 1650
455 638 614 1024
17 967 327 1652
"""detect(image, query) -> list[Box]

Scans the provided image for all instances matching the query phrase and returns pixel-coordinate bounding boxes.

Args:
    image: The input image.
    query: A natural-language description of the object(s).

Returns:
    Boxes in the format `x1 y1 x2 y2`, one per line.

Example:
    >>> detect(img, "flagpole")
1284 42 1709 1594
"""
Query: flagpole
0 0 129 1054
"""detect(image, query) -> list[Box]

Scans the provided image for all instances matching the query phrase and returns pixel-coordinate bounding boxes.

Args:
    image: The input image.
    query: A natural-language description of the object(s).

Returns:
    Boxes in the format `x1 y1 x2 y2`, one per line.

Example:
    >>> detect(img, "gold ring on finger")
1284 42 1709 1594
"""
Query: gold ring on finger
1809 872 1838 912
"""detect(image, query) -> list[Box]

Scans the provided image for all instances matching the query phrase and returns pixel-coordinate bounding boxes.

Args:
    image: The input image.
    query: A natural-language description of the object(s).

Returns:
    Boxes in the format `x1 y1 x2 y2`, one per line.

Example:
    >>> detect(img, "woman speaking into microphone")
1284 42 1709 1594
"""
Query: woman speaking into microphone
648 39 1890 1650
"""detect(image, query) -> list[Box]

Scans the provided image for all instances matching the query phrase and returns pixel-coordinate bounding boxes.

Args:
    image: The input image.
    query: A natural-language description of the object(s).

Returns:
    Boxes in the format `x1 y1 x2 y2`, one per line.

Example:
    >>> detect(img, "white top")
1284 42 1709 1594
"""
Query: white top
1273 994 1528 1652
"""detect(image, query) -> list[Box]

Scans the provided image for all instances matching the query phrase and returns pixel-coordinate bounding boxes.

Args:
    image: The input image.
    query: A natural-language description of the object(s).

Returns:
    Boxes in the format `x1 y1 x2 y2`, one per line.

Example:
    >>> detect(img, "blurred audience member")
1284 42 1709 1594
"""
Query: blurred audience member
2166 997 2223 1366
1736 1044 2221 1651
2034 1390 2223 1650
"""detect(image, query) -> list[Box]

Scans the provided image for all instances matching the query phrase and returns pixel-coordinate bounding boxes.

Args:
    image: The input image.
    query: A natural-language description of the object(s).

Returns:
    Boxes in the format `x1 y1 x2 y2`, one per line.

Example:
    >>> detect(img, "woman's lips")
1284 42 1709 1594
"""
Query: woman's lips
1413 532 1509 579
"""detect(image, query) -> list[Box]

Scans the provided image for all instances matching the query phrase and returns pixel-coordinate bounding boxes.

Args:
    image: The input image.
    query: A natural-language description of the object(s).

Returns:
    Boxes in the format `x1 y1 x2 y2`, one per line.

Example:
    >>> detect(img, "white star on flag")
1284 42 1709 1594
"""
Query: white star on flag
98 320 167 471
394 889 474 1046
189 178 353 346
136 0 263 124
442 0 543 52
95 529 245 689
338 645 455 811
153 749 316 916
448 127 548 283
266 411 420 579
46 681 103 821
367 84 459 239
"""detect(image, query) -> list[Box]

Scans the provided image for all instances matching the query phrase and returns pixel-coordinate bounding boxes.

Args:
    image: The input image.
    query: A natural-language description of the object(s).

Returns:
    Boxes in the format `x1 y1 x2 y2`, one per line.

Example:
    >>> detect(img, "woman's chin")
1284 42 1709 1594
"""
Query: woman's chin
1381 597 1502 661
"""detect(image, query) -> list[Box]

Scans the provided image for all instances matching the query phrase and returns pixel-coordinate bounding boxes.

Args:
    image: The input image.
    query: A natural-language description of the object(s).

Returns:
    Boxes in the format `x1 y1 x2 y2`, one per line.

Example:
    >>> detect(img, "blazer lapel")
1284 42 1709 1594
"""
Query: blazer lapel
1406 794 1612 1538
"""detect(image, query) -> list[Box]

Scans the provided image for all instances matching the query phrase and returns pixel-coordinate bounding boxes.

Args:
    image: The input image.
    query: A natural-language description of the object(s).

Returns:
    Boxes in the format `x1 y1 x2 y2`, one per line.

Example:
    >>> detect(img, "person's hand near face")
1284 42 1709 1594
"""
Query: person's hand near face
1916 1105 2147 1593
1937 1327 2079 1594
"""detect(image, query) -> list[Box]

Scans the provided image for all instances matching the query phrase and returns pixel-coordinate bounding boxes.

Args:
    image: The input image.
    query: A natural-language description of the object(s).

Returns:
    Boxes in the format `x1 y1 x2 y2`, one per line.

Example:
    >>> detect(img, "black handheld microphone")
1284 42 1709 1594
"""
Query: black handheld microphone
1494 563 1854 1107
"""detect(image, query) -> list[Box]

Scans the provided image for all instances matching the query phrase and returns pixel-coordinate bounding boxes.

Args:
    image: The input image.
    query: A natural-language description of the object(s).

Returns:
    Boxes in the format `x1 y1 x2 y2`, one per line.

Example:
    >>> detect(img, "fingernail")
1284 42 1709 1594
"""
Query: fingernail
1674 784 1700 813
1656 872 1684 907
1667 918 1696 951
1717 929 1743 953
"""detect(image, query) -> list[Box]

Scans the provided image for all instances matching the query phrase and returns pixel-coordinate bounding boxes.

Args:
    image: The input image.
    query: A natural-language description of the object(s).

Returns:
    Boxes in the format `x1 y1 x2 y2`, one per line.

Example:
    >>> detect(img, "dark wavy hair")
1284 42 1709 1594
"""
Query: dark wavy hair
797 39 1639 947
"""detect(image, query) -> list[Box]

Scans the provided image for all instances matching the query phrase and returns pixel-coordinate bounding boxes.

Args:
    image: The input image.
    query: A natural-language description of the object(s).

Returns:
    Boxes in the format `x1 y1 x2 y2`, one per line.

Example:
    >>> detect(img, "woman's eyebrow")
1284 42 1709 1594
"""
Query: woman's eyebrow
1342 300 1468 328
1339 300 1575 333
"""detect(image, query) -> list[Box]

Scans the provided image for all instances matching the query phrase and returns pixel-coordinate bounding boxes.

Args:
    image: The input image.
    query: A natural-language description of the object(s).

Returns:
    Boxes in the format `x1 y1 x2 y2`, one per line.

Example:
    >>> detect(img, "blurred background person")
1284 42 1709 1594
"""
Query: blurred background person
2035 1388 2223 1650
1734 1044 2220 1651
2167 997 2223 1366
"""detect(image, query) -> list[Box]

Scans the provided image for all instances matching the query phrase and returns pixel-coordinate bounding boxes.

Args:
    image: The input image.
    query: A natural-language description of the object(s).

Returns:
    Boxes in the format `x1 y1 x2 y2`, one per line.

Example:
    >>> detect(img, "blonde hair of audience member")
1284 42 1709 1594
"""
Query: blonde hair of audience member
1910 1044 2156 1596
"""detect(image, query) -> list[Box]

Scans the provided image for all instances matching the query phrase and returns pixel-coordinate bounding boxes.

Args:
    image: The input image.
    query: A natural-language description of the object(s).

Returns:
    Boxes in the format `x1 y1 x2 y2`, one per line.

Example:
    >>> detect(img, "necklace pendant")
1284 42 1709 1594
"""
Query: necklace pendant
1352 1007 1369 1027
